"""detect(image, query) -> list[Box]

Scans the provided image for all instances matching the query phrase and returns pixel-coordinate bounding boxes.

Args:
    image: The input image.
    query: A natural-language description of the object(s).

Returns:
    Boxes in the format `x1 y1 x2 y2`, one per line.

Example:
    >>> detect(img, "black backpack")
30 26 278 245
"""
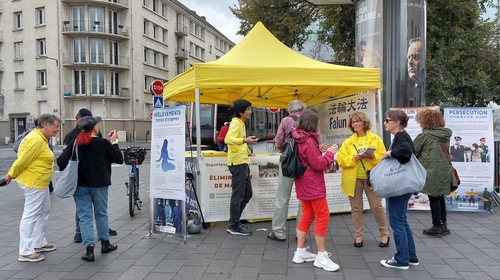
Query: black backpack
280 115 307 178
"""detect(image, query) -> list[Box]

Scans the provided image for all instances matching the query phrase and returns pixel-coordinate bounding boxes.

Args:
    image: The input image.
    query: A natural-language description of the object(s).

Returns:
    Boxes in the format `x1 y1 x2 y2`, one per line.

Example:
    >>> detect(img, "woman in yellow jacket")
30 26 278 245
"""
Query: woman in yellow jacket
337 112 389 248
3 114 61 262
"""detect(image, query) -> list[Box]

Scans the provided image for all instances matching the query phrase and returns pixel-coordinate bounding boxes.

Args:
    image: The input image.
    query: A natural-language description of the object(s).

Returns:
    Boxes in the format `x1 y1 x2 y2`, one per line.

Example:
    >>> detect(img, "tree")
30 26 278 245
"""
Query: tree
230 0 318 50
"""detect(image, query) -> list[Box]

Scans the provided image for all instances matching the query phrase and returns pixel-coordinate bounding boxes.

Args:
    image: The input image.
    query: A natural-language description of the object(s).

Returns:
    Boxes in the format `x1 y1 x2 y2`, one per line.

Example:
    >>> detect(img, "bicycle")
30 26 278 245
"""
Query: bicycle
123 146 147 217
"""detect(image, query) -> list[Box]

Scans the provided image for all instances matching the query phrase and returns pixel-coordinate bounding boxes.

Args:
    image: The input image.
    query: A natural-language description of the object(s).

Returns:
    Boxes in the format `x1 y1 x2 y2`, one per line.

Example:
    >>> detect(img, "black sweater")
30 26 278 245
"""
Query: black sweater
57 138 123 187
389 131 415 164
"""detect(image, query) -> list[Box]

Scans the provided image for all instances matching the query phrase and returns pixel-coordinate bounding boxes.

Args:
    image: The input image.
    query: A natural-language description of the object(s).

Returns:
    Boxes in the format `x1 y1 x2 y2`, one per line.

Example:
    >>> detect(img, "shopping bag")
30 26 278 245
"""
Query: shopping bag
54 142 79 198
369 154 426 198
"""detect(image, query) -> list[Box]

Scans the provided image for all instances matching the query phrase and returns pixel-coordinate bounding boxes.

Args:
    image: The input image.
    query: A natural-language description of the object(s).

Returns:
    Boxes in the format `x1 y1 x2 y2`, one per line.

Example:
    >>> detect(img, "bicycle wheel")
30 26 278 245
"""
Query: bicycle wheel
129 176 135 217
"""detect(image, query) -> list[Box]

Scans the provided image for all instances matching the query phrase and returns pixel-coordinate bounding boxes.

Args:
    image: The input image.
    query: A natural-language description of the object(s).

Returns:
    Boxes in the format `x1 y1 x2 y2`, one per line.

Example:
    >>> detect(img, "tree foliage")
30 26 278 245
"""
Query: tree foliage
231 0 499 106
229 0 318 50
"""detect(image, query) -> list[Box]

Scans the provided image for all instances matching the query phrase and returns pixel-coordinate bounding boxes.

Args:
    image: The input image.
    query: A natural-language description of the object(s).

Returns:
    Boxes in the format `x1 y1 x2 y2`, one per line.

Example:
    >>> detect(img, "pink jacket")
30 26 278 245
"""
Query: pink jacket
293 129 334 201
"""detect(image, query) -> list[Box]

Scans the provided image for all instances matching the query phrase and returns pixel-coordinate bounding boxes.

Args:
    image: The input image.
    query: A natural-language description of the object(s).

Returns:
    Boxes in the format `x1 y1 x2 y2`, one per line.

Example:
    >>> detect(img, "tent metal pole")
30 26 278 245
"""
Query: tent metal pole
194 88 202 228
377 89 384 135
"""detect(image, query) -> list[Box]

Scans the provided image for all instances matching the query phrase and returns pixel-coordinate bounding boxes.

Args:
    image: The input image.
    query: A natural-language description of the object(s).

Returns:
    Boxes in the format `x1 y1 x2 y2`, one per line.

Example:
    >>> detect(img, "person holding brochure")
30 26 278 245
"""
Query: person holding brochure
337 112 389 248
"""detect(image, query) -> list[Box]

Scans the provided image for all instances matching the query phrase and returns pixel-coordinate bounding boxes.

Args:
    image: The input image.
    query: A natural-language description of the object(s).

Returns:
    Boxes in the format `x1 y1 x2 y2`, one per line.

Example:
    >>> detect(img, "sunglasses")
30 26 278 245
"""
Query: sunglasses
384 118 393 123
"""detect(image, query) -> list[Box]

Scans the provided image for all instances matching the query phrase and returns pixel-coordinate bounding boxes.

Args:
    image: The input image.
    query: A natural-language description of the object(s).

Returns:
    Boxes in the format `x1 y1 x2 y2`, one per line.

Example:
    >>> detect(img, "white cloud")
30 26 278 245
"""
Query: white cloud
180 0 244 43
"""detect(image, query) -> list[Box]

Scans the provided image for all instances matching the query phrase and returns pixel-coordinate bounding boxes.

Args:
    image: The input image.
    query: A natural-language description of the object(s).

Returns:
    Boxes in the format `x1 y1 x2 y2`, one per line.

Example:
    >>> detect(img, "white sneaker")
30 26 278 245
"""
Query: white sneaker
292 247 317 264
313 252 340 272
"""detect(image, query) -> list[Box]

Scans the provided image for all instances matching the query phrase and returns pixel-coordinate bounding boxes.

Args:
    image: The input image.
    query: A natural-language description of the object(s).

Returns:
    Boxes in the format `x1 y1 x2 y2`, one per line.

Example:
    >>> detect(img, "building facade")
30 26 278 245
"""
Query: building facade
0 0 234 145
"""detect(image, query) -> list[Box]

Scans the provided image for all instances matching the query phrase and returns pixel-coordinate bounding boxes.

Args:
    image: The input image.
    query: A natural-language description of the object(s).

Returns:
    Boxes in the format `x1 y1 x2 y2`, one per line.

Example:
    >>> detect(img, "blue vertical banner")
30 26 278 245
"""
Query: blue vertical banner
150 106 186 234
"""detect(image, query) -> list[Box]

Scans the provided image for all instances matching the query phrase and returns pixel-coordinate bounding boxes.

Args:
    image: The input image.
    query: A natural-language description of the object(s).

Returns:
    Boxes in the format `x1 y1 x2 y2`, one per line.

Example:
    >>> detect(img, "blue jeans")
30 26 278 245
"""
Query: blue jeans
74 186 110 248
228 164 252 227
387 192 417 264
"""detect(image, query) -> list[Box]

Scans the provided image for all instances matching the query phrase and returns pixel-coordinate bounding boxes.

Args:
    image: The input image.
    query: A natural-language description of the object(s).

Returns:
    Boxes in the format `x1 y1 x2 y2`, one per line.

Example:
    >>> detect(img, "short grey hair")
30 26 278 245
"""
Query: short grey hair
37 114 61 128
288 100 306 114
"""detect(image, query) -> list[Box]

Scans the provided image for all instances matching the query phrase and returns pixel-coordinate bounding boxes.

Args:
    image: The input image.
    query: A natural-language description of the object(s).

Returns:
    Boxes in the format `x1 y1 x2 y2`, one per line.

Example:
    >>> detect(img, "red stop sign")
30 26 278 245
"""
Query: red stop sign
268 107 280 113
150 80 163 95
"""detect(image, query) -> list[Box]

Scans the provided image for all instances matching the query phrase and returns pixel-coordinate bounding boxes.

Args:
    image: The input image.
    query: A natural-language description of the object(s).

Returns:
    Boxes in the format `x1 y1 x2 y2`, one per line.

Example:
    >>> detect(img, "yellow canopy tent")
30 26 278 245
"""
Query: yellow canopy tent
163 22 381 108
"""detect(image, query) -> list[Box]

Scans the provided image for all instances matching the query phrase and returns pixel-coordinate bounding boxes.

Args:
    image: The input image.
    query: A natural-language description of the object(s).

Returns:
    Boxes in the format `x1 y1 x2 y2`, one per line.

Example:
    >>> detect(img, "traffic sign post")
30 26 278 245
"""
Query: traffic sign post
153 96 164 108
150 80 164 96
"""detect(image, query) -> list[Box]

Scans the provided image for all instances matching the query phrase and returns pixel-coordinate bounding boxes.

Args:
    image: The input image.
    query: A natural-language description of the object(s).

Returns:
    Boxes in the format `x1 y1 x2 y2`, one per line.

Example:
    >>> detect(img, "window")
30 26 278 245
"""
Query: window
162 4 168 17
74 70 86 94
90 70 105 95
154 52 159 66
15 72 25 90
38 70 47 88
35 7 45 26
143 20 149 35
14 12 23 29
153 25 159 40
72 7 85 31
73 38 86 63
37 39 46 56
89 7 104 32
110 72 119 96
163 30 168 43
14 42 23 60
110 41 119 65
152 0 157 12
144 48 149 63
108 10 118 34
163 55 168 69
143 0 148 7
90 38 105 64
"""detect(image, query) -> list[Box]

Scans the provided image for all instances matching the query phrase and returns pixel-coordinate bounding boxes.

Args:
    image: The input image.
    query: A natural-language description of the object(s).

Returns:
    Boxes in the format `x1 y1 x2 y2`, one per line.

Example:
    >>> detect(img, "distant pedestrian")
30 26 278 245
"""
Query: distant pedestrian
218 122 230 152
224 99 258 235
3 114 61 262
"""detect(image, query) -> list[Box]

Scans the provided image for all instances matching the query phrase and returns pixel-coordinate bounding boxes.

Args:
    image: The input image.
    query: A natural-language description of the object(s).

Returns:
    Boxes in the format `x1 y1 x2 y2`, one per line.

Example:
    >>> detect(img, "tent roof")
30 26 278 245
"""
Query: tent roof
163 22 381 108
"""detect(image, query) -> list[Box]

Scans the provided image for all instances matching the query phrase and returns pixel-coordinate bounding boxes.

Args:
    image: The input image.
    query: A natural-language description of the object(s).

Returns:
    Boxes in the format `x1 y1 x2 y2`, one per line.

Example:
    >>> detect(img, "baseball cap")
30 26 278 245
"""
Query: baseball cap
77 108 93 118
79 116 102 132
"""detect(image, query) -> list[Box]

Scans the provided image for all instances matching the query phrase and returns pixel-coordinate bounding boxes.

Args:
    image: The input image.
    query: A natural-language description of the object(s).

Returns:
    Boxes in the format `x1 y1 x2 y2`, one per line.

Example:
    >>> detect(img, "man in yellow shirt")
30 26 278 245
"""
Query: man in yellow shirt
224 99 258 235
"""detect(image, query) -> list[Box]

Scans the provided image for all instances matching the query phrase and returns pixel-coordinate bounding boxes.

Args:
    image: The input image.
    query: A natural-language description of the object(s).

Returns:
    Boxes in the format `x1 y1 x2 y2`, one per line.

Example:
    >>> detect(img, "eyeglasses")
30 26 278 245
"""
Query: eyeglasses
408 54 421 61
384 118 393 123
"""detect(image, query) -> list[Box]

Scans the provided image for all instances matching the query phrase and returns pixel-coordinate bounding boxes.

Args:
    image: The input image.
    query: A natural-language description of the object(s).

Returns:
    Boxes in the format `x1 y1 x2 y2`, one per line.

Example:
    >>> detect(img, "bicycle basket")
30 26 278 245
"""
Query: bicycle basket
124 147 146 165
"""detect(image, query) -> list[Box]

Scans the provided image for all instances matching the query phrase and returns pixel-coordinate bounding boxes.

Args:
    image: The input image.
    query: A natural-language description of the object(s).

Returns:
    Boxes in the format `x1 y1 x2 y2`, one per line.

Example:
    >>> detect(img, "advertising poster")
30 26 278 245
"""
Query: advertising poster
444 107 494 212
150 106 186 234
391 106 439 140
404 0 426 107
355 0 383 70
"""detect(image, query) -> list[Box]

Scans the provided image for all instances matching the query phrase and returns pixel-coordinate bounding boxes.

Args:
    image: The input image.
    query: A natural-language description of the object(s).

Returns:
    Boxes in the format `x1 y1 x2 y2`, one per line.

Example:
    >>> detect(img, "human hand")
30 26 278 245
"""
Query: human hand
327 144 338 154
381 151 391 159
108 129 118 144
363 152 375 159
319 143 329 153
245 136 258 145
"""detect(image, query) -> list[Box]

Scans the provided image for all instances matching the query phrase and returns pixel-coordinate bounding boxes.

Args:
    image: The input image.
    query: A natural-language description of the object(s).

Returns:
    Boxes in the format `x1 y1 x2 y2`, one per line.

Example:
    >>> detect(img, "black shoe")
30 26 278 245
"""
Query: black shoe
81 245 94 262
73 232 82 243
267 231 286 242
108 228 117 236
379 236 390 247
423 226 443 237
354 240 363 248
441 223 451 236
101 240 118 254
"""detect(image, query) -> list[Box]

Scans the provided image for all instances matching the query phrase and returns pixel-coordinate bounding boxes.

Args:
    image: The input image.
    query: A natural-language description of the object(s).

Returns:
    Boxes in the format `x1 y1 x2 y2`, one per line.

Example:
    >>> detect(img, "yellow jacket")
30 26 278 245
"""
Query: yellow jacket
225 117 251 165
337 130 386 197
8 129 54 189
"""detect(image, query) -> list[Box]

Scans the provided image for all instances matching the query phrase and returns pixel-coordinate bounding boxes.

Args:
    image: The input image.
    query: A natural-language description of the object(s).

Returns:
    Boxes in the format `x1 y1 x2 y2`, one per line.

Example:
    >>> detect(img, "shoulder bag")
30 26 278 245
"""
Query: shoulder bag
369 154 426 198
438 142 460 192
54 141 79 198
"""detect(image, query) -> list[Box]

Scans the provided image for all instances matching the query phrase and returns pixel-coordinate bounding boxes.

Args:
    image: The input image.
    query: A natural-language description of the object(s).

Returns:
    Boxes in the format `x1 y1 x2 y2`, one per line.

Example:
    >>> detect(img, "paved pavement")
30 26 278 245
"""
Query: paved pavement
0 141 499 279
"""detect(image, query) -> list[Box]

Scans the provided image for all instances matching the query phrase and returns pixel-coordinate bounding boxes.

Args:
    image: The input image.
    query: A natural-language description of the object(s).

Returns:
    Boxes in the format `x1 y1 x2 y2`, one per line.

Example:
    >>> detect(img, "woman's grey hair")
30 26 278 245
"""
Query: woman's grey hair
288 100 306 114
37 114 61 128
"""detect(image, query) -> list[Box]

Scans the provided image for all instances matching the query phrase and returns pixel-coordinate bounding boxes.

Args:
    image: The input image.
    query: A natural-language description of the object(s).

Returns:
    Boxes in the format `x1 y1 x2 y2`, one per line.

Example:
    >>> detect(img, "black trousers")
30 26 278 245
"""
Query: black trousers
228 164 253 227
429 195 447 227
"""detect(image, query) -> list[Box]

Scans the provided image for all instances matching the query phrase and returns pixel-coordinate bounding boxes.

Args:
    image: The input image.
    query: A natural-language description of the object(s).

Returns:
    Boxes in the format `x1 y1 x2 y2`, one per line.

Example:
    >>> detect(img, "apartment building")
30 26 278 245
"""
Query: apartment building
0 0 234 145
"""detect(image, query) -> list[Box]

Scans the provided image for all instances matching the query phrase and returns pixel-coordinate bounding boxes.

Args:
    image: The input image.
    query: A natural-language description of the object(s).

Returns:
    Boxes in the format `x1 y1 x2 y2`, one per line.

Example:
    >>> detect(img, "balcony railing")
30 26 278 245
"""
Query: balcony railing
62 53 130 68
175 48 188 60
175 23 188 37
62 0 128 9
62 20 129 37
63 85 130 98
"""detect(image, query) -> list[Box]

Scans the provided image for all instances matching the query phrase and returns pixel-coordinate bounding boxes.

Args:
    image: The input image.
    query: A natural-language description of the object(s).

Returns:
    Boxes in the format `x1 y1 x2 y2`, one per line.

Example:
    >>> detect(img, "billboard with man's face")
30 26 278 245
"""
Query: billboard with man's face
405 0 426 107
